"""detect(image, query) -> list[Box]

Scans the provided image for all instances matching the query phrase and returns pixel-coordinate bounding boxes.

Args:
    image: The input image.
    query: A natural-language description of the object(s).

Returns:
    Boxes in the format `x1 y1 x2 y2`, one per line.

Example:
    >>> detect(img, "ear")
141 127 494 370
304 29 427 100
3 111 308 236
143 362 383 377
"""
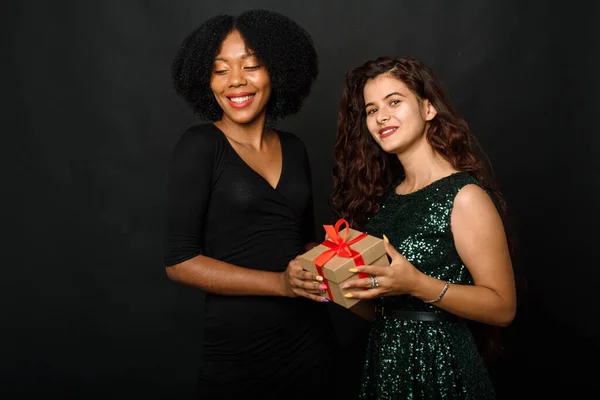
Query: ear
423 99 438 121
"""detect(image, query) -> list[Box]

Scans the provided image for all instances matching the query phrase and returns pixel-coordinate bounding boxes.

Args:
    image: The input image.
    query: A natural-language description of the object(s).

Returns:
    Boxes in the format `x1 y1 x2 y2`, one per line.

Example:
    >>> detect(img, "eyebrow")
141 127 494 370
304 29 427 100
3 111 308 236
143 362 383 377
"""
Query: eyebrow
365 92 405 108
214 52 256 62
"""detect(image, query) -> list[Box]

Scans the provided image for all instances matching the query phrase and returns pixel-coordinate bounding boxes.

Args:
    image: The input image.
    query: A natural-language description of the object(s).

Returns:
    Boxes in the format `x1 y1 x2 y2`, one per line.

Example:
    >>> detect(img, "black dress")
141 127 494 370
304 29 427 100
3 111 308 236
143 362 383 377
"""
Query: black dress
164 124 333 399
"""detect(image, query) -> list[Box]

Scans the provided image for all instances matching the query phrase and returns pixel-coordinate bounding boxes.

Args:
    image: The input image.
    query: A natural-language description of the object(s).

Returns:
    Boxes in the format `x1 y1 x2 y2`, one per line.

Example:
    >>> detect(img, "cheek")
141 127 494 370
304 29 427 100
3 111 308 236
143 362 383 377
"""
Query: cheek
399 106 425 127
366 117 379 137
262 83 272 97
249 71 271 90
209 76 221 94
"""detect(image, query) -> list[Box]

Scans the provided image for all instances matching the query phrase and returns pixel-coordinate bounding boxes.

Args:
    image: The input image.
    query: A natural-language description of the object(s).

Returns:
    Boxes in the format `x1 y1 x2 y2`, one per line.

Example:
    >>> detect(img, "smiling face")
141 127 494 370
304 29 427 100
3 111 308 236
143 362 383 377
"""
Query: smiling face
210 30 272 125
363 73 437 155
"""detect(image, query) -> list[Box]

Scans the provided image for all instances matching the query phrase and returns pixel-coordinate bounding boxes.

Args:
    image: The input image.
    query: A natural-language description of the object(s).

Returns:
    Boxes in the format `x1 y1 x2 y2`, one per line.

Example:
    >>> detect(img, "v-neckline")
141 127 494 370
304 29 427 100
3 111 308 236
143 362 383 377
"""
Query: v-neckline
213 124 285 191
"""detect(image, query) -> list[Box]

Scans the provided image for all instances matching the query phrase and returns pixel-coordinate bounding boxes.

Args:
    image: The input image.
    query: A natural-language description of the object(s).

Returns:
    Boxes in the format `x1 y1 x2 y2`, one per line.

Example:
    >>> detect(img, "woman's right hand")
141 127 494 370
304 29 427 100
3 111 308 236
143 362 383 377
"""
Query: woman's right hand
280 256 330 303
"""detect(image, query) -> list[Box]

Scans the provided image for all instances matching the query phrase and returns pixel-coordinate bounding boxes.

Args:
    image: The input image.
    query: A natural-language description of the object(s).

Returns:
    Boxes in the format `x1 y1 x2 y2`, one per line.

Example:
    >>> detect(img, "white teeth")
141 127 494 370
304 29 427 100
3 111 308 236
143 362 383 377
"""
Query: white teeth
230 95 254 103
382 128 396 135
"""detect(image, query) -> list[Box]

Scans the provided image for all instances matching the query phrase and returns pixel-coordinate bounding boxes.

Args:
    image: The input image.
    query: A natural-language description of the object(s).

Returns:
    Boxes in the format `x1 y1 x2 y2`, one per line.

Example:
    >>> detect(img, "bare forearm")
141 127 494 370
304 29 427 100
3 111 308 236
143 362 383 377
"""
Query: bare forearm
411 272 516 326
166 255 286 297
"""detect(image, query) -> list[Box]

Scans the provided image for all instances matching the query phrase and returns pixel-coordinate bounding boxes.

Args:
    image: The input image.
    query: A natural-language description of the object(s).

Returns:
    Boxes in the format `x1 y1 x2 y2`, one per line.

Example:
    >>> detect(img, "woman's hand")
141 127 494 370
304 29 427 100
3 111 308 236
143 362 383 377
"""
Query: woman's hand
280 256 330 303
341 235 422 299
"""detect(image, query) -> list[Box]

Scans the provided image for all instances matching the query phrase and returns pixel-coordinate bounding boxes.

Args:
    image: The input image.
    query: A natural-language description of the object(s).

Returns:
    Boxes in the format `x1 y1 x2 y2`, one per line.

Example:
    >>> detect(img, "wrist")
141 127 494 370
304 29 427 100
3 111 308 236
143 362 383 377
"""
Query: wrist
277 271 292 297
407 269 424 297
423 281 450 304
410 274 449 303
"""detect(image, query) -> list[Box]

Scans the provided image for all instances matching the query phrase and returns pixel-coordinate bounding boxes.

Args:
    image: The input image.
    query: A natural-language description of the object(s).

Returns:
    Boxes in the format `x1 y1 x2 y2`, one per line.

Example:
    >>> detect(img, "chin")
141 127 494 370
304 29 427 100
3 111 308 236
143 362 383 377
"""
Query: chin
378 142 402 154
229 116 255 124
224 110 263 125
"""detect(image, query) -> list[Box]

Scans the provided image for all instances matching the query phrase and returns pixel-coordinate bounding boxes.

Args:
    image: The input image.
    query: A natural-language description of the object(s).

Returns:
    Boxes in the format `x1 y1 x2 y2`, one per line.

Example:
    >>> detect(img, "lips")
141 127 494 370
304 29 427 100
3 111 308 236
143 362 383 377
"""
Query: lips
226 92 256 109
379 126 398 139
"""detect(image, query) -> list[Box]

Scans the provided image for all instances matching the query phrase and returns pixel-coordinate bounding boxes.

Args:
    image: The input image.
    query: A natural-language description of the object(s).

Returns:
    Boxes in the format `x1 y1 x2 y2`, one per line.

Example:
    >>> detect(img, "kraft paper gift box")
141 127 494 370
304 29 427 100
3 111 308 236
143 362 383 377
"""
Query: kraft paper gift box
299 219 389 310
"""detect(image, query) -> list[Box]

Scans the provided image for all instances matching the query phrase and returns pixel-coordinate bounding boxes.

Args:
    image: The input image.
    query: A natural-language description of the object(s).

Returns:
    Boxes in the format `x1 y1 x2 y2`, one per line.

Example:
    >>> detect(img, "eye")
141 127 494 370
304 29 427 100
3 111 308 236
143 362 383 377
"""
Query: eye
366 108 377 115
213 69 228 75
244 65 260 70
390 99 401 106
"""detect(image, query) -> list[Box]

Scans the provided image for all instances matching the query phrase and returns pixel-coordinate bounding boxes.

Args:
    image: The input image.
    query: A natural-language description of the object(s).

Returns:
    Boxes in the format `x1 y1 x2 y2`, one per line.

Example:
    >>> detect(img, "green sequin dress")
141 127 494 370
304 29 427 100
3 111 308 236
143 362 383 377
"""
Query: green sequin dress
360 172 495 400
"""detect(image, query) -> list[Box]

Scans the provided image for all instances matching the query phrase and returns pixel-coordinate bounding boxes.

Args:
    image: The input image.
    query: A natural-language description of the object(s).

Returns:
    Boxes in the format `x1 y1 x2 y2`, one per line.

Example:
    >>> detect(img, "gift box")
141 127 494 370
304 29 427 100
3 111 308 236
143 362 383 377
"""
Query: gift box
299 219 389 310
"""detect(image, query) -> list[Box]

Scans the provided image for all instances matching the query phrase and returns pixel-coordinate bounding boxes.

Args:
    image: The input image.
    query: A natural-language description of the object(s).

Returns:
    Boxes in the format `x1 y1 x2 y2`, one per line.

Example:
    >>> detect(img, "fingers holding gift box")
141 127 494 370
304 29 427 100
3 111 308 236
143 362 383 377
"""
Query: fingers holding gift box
298 219 390 309
342 234 421 299
280 257 331 303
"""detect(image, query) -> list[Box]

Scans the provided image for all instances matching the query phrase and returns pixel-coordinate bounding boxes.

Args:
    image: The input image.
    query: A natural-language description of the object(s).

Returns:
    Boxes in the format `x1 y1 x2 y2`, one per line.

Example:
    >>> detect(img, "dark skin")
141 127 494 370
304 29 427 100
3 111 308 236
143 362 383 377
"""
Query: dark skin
166 30 328 302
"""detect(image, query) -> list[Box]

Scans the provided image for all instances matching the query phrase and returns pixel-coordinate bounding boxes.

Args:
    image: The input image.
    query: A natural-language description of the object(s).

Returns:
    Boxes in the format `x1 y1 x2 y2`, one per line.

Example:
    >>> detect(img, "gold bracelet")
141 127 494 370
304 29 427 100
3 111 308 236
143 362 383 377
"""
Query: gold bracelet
423 281 450 304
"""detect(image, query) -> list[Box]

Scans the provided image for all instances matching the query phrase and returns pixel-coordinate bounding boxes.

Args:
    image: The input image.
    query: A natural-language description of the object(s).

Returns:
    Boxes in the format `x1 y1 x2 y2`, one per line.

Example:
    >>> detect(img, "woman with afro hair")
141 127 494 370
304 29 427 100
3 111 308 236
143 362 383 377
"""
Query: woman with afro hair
164 9 333 400
331 56 517 399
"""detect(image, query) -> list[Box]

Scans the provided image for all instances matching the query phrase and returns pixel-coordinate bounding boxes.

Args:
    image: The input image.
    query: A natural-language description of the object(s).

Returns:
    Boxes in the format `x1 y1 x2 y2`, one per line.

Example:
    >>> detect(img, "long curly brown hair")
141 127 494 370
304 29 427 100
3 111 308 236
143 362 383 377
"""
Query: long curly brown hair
331 56 516 363
331 56 508 233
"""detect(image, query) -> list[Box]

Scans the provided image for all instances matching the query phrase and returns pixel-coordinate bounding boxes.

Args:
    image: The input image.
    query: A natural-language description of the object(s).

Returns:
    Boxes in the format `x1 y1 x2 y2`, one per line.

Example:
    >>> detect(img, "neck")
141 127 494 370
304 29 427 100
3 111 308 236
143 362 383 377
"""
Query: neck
395 137 456 191
214 113 268 149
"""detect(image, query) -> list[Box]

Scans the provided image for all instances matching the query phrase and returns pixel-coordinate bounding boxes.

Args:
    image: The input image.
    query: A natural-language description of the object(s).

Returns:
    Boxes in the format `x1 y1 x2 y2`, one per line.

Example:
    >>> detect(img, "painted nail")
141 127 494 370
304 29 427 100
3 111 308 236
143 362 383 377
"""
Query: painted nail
344 293 353 298
349 268 358 273
315 276 323 282
383 234 389 243
321 297 330 303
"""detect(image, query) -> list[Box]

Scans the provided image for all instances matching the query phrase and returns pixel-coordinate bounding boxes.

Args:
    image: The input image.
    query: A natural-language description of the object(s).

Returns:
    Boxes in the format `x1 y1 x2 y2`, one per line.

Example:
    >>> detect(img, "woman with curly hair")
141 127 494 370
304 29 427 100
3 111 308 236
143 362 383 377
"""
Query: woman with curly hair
164 9 333 399
332 56 517 399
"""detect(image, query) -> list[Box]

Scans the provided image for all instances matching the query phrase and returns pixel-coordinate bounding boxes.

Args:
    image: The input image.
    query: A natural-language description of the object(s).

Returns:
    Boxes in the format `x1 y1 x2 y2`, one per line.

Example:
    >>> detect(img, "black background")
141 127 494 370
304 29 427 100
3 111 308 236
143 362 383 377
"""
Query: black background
3 1 599 398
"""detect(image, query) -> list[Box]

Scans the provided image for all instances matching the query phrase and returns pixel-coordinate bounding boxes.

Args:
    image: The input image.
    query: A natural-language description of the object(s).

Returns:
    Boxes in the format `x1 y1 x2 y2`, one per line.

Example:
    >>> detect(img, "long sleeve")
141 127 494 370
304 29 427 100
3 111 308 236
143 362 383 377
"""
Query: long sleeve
300 142 318 244
163 127 216 267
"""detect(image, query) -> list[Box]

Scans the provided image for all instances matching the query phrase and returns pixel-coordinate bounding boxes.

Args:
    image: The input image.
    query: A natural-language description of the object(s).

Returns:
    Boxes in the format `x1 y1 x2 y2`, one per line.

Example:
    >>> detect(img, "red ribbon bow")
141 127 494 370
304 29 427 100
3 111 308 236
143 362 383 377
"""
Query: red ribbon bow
313 219 369 300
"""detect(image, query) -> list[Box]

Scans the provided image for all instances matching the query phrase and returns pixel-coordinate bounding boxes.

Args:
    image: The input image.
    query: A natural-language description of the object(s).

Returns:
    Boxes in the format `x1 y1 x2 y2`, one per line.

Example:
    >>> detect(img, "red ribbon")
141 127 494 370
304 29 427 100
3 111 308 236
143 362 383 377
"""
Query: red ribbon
313 219 369 300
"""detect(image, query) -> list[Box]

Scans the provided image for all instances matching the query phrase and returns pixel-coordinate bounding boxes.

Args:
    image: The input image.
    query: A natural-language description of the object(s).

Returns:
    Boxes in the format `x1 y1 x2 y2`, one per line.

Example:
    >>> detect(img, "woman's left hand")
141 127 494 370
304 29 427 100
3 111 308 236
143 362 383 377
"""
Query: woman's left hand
341 235 422 299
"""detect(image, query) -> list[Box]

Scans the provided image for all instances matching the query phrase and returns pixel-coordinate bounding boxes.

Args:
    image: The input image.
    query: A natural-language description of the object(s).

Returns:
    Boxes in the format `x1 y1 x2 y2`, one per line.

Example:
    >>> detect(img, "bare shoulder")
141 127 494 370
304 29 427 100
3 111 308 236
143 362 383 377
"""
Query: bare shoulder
451 183 502 229
454 184 496 211
451 182 510 270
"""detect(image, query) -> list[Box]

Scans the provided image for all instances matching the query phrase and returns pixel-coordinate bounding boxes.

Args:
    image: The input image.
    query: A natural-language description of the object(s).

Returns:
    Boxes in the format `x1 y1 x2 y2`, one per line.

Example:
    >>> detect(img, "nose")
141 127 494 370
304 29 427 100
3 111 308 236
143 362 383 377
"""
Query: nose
376 113 390 125
228 67 247 87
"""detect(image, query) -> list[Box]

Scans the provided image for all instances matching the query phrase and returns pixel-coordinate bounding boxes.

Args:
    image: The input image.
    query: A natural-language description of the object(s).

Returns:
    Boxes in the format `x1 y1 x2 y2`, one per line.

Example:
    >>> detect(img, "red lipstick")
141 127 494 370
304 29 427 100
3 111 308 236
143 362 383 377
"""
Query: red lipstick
226 92 256 109
379 126 398 139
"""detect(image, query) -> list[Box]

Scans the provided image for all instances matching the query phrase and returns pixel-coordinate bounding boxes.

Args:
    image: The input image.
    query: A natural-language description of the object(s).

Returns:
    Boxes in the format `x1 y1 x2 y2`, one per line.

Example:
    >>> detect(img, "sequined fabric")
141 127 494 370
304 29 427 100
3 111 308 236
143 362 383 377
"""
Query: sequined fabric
360 172 495 400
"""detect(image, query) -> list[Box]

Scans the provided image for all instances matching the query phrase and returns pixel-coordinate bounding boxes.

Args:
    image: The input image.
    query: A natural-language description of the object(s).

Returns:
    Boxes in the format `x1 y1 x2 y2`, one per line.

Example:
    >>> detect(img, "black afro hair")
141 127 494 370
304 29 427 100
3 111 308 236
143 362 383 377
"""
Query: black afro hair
171 9 319 123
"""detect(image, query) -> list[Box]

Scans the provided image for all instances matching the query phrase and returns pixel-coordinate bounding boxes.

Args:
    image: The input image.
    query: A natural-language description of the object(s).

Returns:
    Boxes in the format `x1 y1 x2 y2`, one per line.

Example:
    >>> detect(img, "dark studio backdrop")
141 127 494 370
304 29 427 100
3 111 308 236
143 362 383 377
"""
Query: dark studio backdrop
3 0 599 399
